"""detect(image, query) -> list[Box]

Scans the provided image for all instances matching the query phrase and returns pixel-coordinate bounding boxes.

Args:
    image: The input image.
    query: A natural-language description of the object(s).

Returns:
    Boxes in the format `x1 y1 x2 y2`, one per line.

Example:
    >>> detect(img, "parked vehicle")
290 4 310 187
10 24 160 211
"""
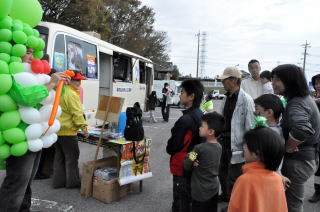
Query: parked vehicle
36 22 154 126
209 90 225 99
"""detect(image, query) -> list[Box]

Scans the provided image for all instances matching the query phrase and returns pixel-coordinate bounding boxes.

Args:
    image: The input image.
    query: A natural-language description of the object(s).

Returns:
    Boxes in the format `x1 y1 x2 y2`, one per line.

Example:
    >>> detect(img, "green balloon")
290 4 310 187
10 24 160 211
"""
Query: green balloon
0 132 5 146
26 36 38 49
10 141 28 156
3 128 26 144
0 110 21 130
12 20 23 31
12 31 27 44
9 61 24 74
10 56 22 63
0 60 9 74
13 19 23 26
23 24 33 36
0 74 12 94
0 144 10 159
0 29 12 42
0 42 12 55
0 0 13 20
10 0 43 27
0 53 10 63
0 16 12 30
33 29 40 37
11 44 26 57
33 50 43 59
36 39 45 51
12 22 23 31
0 94 17 111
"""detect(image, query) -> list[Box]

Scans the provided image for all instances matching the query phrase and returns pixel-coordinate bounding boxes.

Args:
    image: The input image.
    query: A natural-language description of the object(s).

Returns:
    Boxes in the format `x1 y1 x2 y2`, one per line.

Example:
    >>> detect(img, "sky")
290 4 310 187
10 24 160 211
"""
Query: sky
141 0 320 82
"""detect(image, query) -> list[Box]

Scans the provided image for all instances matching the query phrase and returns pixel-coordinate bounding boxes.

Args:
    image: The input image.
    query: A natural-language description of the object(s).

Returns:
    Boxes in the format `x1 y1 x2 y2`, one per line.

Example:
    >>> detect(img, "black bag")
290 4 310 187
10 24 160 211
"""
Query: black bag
124 103 144 141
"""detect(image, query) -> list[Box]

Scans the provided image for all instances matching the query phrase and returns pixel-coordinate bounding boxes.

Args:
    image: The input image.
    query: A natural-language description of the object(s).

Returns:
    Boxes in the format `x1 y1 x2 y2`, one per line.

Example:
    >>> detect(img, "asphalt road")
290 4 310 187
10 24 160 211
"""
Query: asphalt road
0 100 319 211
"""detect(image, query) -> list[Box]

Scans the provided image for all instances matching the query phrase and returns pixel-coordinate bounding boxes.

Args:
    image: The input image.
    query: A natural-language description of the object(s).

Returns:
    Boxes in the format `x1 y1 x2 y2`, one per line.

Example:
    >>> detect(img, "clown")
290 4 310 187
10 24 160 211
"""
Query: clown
0 1 71 211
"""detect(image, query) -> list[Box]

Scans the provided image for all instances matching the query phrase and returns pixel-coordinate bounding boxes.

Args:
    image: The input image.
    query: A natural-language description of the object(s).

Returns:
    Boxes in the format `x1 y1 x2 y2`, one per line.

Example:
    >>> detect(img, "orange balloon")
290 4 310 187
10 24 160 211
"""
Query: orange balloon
43 71 72 135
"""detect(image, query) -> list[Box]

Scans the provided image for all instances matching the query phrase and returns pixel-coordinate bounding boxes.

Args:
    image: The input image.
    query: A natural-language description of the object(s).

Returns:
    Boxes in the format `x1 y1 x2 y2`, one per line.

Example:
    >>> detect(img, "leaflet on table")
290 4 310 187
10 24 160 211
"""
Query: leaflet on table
118 138 153 185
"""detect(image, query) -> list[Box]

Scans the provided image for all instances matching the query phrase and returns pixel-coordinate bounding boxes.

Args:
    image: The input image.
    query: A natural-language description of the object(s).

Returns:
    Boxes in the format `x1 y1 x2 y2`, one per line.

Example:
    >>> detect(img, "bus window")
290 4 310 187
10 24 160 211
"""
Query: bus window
65 36 98 79
53 34 66 72
139 61 146 84
113 54 132 82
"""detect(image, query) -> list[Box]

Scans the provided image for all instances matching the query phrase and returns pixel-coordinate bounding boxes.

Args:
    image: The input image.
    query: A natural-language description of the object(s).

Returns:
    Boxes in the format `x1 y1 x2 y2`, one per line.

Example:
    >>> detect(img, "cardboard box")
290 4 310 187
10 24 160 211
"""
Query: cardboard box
81 156 131 203
81 156 117 196
95 95 124 122
92 177 131 203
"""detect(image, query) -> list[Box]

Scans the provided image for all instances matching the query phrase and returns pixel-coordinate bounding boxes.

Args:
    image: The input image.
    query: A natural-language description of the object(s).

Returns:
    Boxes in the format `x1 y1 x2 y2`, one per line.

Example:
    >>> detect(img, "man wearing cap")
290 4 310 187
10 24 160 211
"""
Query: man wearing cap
52 71 89 188
217 67 255 202
241 59 264 99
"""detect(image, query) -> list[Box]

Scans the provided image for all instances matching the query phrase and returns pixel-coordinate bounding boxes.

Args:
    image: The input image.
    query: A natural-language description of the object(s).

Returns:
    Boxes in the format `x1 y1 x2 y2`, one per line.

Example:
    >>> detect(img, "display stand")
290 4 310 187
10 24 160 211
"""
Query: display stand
82 95 124 199
80 95 152 203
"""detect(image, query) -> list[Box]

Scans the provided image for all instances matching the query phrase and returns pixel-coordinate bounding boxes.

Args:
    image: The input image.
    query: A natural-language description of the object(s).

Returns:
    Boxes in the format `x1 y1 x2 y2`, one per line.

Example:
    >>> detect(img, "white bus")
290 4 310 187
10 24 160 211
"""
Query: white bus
35 22 154 125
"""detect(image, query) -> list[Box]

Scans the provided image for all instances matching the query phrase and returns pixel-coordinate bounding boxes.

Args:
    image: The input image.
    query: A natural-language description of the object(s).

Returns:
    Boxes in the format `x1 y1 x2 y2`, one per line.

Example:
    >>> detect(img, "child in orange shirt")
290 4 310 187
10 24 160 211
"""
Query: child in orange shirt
228 120 288 212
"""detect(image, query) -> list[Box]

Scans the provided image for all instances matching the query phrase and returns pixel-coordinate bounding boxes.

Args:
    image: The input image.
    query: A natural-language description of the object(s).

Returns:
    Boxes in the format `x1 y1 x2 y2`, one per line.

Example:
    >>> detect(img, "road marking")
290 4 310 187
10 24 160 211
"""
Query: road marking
31 198 74 212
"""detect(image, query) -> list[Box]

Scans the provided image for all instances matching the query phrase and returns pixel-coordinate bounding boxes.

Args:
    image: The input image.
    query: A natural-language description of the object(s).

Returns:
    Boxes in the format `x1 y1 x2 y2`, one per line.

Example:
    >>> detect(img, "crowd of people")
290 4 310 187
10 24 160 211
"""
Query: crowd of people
166 59 320 212
0 51 319 212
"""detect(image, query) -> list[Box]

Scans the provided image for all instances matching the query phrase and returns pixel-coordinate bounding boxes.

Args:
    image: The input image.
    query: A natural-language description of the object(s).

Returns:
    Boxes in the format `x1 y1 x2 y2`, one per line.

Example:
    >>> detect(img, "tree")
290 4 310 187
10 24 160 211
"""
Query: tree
39 0 109 39
39 0 171 64
105 0 170 65
171 65 181 80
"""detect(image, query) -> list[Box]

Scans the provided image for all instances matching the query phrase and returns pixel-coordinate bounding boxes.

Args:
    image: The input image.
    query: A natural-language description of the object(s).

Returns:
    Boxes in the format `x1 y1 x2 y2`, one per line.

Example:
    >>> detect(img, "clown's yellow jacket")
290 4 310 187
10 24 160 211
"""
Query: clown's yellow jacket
57 85 87 136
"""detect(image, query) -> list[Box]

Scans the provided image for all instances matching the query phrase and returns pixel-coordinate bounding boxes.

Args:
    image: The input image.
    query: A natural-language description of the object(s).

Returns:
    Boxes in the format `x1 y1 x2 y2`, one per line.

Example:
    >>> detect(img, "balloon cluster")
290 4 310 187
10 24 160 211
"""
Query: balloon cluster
0 0 48 165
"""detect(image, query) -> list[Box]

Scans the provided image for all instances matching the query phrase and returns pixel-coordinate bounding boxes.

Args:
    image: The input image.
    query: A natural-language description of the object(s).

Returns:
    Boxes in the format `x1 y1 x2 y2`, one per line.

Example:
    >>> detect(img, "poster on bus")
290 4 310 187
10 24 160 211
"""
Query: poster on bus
67 42 83 71
53 52 65 72
86 54 97 78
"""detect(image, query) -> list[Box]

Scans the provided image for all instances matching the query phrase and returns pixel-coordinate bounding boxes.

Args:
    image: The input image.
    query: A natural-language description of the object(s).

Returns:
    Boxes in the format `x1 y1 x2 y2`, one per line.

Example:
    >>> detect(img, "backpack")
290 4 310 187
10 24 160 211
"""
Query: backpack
124 103 144 141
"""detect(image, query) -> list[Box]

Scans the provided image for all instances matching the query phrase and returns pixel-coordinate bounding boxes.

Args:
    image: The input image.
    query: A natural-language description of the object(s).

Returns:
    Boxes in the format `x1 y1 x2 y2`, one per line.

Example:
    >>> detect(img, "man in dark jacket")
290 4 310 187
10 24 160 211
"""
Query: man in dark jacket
166 79 204 212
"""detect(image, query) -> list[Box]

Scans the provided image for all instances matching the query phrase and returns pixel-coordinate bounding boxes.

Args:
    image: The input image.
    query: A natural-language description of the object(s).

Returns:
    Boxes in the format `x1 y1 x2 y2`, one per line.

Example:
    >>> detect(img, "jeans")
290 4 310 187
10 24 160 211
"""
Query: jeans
149 110 156 121
161 102 170 122
192 192 218 212
281 158 316 212
0 151 42 212
52 136 80 188
172 175 191 212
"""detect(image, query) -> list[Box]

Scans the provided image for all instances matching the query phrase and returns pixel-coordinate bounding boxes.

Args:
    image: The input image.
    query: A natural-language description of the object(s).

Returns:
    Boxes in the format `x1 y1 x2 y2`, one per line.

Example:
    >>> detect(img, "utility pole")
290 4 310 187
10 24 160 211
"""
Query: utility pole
196 31 200 78
199 32 207 79
302 40 311 73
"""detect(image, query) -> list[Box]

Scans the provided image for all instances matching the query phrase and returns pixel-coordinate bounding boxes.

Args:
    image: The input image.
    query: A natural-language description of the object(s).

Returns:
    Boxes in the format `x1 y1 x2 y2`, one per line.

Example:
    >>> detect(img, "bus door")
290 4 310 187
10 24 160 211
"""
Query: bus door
98 47 113 97
146 64 154 99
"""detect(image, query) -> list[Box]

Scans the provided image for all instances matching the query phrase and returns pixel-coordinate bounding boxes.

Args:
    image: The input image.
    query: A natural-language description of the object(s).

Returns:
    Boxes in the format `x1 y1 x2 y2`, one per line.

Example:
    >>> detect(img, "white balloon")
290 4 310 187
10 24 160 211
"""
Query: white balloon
39 105 52 122
41 134 54 148
13 72 38 87
28 139 43 152
36 74 51 85
51 133 58 143
40 90 54 105
56 106 62 118
19 107 41 124
23 63 32 73
49 120 61 134
25 123 44 140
